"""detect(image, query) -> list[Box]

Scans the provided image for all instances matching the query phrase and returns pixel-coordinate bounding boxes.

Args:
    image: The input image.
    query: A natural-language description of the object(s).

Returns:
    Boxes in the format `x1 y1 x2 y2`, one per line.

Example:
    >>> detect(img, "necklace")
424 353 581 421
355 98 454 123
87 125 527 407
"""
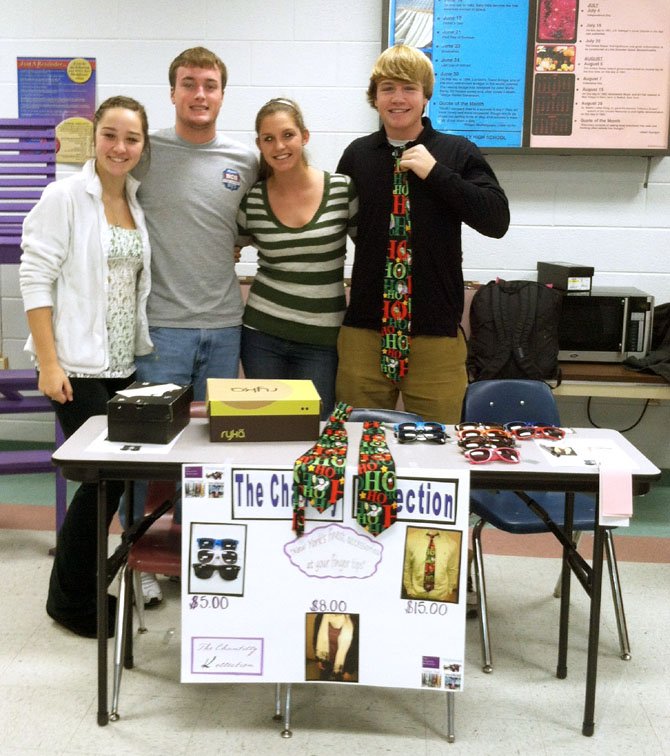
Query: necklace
103 193 134 229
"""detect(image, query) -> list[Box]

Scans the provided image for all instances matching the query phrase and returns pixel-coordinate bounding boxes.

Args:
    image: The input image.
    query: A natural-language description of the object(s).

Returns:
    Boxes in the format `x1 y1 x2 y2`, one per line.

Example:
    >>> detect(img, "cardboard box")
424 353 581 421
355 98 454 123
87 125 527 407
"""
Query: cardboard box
207 378 321 442
537 261 594 292
107 382 193 444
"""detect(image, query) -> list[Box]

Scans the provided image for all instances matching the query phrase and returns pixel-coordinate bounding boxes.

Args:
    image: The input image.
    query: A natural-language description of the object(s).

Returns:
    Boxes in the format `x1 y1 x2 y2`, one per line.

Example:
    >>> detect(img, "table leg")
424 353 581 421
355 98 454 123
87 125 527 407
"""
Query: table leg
557 492 574 679
582 521 605 736
123 481 134 669
446 690 455 742
280 683 293 738
273 683 282 720
97 479 109 726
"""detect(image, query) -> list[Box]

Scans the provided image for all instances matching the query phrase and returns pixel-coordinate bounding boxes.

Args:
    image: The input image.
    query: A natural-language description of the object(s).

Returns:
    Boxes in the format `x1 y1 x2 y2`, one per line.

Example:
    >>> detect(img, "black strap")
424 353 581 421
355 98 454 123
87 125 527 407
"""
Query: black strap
484 284 513 377
106 494 175 585
508 283 546 380
514 490 592 592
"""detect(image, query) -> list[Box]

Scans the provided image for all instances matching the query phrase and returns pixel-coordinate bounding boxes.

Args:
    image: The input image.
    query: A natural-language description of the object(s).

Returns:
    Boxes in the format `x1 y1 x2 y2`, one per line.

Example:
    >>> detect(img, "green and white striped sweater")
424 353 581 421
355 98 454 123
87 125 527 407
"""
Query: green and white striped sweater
236 172 358 347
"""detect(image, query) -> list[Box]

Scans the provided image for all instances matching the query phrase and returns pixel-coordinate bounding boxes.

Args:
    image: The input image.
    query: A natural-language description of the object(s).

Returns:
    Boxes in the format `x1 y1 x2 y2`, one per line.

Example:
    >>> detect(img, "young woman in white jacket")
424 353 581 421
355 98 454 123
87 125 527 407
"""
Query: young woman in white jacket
20 96 152 638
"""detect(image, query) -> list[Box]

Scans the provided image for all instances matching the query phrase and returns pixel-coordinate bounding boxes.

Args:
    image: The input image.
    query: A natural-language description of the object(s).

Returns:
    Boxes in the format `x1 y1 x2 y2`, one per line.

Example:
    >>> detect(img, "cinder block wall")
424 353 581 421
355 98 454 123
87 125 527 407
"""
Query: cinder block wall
1 1 669 463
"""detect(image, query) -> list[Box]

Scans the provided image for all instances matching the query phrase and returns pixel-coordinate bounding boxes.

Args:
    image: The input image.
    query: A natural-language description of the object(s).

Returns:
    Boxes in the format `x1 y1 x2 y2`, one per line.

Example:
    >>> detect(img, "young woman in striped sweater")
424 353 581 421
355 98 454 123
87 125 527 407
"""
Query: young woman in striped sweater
236 98 358 418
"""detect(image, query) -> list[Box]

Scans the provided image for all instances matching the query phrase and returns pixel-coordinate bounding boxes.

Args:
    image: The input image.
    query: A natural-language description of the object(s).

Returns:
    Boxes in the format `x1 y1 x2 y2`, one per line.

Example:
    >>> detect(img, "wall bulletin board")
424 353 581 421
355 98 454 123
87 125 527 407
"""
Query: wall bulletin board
385 1 670 155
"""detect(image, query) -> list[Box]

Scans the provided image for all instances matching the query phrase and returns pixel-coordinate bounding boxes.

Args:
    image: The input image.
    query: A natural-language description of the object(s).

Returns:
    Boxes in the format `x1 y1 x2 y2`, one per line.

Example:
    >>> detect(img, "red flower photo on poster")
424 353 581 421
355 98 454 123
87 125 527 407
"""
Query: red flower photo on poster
537 0 579 43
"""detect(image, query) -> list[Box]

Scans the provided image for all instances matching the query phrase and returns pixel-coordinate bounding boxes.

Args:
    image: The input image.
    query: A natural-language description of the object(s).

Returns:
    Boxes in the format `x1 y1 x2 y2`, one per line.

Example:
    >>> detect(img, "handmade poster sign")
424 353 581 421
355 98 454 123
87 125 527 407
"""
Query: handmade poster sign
181 463 469 691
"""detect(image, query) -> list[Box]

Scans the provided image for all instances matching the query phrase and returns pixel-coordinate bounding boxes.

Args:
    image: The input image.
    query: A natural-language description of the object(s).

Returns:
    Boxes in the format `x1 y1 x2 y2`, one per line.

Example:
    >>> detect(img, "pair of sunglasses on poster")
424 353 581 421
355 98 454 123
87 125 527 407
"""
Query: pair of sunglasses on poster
192 563 241 581
197 537 238 550
194 537 240 580
197 548 237 565
393 421 448 444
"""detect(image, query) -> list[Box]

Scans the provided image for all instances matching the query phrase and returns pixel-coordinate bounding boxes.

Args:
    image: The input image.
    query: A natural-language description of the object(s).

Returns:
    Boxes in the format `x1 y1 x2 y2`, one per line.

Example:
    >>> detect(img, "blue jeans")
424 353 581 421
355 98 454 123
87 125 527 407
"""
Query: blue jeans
120 326 241 528
241 326 338 420
135 326 241 402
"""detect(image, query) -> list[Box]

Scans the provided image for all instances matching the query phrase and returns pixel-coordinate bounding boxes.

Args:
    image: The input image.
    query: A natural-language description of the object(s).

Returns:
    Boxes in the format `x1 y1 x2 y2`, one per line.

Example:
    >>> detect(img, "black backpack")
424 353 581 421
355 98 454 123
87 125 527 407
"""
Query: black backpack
467 279 563 383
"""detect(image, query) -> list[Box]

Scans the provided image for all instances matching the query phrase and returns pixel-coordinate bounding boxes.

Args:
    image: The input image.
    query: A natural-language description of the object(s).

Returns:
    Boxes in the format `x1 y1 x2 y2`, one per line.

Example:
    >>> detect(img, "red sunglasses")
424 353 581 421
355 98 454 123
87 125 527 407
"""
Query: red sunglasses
505 422 565 440
464 446 520 464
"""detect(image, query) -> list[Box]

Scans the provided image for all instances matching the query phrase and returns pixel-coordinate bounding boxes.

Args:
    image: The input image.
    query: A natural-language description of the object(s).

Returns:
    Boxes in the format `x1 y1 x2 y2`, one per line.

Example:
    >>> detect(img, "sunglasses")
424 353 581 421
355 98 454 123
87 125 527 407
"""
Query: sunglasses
504 422 565 440
457 435 515 450
197 549 238 565
464 446 521 464
192 563 241 581
394 421 448 444
454 422 505 432
197 537 239 550
456 428 514 441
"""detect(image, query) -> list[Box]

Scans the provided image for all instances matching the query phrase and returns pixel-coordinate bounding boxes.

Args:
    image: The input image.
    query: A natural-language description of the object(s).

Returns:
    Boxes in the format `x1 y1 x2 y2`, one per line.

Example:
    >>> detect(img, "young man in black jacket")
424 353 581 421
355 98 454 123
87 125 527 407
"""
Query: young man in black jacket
336 44 510 422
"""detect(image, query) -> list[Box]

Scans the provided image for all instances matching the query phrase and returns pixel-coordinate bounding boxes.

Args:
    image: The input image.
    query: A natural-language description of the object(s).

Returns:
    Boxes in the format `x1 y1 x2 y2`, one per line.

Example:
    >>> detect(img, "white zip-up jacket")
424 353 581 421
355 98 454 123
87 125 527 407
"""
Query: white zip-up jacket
20 159 153 374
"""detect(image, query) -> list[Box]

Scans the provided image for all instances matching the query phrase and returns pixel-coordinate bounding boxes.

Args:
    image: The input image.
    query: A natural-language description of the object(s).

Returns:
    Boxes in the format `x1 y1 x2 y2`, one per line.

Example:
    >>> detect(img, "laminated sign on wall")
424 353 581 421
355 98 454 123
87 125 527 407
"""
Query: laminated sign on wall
181 463 469 692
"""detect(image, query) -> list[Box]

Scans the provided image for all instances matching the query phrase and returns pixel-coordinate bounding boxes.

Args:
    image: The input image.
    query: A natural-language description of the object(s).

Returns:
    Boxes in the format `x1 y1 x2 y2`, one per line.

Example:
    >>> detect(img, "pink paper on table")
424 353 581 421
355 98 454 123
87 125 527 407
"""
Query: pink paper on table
599 464 633 517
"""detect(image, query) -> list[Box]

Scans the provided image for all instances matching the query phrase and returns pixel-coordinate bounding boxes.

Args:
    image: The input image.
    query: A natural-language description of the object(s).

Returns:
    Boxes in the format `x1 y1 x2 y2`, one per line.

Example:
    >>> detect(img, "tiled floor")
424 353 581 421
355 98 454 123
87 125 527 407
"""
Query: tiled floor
1 465 668 754
1 521 669 755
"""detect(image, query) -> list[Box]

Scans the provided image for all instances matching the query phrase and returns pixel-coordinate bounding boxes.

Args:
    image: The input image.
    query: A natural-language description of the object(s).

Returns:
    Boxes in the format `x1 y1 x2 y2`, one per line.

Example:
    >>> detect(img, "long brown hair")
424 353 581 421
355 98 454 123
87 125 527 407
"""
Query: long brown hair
254 98 308 180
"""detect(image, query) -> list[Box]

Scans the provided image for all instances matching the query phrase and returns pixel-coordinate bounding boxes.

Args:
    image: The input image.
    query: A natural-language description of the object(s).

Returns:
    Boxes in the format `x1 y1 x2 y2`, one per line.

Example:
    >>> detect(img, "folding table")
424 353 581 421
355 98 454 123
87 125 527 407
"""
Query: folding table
52 417 661 737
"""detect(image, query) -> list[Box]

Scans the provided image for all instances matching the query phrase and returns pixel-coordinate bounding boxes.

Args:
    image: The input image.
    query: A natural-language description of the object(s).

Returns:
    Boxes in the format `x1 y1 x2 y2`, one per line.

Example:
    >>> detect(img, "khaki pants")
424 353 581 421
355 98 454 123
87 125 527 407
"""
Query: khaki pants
335 326 467 424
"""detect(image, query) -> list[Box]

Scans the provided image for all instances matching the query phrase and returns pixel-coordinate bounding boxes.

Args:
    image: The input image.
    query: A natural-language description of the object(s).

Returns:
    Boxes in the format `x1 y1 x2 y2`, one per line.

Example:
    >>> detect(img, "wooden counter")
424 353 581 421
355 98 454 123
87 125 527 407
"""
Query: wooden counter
555 362 670 400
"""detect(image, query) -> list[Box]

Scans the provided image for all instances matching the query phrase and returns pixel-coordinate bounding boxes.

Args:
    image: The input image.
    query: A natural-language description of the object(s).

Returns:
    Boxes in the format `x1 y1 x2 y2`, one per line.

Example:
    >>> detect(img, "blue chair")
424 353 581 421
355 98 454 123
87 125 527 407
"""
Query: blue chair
463 379 630 673
348 408 424 424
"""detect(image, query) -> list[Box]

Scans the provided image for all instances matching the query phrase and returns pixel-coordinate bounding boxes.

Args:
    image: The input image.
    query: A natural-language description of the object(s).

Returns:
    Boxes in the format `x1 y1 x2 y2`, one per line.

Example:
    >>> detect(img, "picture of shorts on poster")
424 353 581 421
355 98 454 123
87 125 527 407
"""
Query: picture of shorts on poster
305 613 360 683
401 526 463 603
188 523 247 597
185 481 206 497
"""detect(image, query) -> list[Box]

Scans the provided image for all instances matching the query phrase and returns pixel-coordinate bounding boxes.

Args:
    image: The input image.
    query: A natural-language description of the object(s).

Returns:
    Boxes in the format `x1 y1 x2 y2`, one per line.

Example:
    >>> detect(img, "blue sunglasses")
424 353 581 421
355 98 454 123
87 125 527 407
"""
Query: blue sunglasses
197 537 238 550
393 421 448 443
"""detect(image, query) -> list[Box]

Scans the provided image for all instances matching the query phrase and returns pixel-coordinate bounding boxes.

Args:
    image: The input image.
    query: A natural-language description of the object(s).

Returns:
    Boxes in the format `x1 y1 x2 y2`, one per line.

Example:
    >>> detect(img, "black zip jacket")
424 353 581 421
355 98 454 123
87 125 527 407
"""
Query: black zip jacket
337 117 510 336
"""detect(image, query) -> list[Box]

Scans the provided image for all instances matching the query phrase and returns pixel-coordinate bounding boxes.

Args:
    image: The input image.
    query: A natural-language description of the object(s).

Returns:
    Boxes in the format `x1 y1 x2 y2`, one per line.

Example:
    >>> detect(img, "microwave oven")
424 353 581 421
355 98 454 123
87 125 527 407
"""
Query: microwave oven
557 287 654 362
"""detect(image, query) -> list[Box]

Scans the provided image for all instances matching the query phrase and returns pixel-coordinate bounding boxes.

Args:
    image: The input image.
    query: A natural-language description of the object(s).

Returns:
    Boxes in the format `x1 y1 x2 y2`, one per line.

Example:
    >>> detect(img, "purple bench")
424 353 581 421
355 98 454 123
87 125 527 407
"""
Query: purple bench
0 118 57 264
0 371 67 533
1 120 65 532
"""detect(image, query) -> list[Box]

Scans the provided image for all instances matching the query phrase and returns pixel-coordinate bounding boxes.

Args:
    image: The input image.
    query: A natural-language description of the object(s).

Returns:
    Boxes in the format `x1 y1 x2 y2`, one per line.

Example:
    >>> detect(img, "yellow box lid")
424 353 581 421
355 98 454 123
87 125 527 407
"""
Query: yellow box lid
206 378 321 416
